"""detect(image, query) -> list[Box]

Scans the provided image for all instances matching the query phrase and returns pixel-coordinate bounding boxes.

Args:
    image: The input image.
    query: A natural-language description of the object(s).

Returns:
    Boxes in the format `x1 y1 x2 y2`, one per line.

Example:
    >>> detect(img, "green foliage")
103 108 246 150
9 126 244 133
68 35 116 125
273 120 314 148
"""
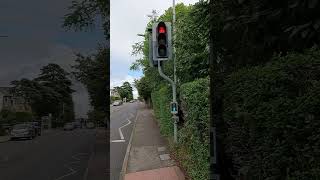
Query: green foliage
151 78 210 180
175 1 210 83
0 110 33 125
11 63 74 124
134 77 152 102
223 48 320 179
72 46 109 120
114 81 134 101
151 85 173 136
211 0 320 73
63 0 109 38
110 96 120 104
177 78 209 180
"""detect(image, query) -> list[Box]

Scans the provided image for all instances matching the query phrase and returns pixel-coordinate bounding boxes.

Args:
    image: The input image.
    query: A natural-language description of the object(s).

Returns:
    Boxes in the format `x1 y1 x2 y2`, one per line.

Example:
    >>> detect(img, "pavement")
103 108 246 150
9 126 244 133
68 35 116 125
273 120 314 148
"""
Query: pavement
0 128 97 180
123 107 185 180
110 102 142 180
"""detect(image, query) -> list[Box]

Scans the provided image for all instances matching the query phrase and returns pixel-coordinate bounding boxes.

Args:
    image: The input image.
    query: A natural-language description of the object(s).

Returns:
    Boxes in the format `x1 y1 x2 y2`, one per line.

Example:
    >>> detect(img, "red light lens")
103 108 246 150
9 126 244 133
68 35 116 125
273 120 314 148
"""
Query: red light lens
159 26 166 33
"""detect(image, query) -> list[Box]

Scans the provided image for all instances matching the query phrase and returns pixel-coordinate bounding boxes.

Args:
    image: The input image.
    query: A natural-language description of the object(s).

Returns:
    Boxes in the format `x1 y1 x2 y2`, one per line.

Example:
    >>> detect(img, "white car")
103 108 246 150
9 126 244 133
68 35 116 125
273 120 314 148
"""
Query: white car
113 100 122 106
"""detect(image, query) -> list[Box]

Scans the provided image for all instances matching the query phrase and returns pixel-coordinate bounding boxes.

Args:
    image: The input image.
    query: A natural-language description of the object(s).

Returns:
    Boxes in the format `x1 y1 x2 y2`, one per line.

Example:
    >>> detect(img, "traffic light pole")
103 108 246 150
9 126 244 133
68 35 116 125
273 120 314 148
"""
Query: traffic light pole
157 60 178 143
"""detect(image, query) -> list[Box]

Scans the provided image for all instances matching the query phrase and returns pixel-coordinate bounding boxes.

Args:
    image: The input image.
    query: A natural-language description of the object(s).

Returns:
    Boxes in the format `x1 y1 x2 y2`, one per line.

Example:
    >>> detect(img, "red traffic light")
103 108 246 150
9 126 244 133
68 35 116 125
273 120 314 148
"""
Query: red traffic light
158 26 166 34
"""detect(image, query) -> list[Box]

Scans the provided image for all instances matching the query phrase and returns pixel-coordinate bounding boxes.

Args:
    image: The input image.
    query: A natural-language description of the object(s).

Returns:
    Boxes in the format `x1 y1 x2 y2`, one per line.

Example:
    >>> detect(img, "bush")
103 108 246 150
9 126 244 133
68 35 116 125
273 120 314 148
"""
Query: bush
151 85 173 136
177 77 209 180
152 78 210 180
223 48 320 179
0 110 33 125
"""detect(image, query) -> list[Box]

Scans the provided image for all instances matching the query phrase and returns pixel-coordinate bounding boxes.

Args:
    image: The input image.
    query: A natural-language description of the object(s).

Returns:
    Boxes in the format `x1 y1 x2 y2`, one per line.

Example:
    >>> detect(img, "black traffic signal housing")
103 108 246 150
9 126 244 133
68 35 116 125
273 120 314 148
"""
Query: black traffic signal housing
152 21 172 61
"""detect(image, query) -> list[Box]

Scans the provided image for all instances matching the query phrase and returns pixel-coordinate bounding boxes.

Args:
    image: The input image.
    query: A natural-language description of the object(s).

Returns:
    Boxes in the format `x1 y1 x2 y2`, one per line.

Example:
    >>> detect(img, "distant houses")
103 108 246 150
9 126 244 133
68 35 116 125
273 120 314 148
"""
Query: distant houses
0 87 32 113
111 88 120 98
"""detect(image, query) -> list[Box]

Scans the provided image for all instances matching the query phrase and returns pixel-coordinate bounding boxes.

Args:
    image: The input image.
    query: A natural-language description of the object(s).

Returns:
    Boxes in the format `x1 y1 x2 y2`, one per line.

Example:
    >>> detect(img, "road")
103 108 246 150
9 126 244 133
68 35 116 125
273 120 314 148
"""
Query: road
110 102 142 180
0 128 96 180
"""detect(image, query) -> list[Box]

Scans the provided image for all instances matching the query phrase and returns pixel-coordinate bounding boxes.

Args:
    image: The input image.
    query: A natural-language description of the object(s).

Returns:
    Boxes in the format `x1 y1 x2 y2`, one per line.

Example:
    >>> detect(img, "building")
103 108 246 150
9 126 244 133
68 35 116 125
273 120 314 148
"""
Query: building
111 88 120 97
0 87 32 112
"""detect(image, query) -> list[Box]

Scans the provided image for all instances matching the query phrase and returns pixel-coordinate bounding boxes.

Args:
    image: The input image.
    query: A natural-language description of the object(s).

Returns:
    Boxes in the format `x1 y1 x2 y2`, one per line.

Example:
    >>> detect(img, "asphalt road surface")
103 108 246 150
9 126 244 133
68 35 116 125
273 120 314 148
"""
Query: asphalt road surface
110 102 142 180
0 128 96 180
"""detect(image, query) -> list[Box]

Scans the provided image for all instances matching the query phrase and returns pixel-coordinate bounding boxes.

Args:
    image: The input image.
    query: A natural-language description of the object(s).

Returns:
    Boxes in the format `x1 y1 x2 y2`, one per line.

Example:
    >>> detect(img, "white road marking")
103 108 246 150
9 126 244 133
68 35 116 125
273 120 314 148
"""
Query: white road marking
111 140 125 143
110 118 131 143
54 153 89 180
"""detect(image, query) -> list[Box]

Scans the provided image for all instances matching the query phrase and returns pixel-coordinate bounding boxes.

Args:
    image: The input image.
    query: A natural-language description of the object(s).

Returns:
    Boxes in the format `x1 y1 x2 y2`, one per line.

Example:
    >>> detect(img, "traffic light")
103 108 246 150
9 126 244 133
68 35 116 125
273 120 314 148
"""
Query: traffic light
152 21 172 61
170 102 178 114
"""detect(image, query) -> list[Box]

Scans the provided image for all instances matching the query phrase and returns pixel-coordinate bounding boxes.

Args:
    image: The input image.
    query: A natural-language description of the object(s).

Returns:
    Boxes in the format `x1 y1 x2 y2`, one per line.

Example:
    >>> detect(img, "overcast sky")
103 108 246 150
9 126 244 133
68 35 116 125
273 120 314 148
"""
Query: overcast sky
110 0 199 99
0 0 104 118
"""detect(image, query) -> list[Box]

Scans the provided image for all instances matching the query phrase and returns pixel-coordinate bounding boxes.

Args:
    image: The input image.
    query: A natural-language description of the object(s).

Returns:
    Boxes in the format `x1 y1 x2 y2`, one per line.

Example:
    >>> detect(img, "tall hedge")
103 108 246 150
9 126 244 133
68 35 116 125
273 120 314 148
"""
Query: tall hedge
151 78 210 180
223 48 320 179
178 77 210 180
151 85 173 136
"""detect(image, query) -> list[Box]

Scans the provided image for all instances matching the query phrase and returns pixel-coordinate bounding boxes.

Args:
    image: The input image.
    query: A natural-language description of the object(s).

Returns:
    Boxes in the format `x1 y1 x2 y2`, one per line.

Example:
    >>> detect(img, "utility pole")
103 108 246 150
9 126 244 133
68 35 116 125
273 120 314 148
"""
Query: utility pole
172 0 178 144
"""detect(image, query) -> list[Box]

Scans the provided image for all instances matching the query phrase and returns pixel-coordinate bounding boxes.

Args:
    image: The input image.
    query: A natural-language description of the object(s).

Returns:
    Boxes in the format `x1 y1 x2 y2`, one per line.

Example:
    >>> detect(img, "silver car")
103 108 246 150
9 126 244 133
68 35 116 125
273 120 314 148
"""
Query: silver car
10 124 36 140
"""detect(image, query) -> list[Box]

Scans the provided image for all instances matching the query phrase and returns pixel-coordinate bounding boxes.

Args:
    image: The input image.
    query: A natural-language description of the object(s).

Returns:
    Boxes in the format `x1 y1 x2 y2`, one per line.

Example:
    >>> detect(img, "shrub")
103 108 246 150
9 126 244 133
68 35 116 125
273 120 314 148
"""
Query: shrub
0 110 33 125
177 77 209 180
223 48 320 179
152 78 210 180
151 85 173 136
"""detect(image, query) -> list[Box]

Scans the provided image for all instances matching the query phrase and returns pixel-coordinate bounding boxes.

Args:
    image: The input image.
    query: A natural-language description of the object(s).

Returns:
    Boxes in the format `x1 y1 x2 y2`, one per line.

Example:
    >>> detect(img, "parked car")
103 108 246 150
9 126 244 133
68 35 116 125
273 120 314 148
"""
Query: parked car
26 122 41 136
10 124 36 140
86 122 95 129
112 100 122 106
63 123 75 131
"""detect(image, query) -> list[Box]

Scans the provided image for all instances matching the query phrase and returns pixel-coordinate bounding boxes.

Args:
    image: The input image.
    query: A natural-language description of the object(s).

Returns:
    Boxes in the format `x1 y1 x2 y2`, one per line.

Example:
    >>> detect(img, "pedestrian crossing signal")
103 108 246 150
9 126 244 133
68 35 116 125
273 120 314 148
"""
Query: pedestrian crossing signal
170 102 178 114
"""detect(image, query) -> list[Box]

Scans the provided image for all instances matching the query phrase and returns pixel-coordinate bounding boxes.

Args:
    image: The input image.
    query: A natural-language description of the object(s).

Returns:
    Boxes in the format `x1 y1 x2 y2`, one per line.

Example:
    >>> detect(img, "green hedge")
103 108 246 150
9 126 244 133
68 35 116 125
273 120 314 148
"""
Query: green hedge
178 78 210 180
223 48 320 179
151 78 209 180
0 110 33 125
151 85 173 136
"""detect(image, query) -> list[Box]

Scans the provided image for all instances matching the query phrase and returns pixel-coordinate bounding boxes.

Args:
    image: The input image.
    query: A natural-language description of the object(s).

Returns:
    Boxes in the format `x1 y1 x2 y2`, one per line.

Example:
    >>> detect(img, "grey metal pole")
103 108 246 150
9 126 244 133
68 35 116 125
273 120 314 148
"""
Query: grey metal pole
172 0 177 85
172 0 178 144
157 60 177 143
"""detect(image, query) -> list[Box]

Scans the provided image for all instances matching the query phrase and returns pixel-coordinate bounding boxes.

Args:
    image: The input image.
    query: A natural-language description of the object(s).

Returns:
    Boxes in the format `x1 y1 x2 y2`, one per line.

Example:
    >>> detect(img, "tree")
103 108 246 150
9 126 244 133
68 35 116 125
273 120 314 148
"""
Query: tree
72 46 109 125
11 64 75 126
63 0 109 39
35 63 75 124
63 0 109 127
134 77 151 102
114 82 134 101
